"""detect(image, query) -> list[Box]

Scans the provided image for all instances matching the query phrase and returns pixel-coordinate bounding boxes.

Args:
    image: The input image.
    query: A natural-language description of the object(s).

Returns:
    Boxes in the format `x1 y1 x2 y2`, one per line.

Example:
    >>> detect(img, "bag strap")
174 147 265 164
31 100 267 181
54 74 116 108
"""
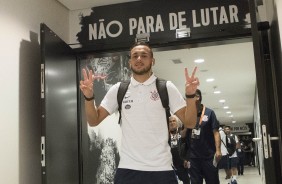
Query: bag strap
222 135 234 155
117 80 130 125
221 138 227 149
155 78 170 129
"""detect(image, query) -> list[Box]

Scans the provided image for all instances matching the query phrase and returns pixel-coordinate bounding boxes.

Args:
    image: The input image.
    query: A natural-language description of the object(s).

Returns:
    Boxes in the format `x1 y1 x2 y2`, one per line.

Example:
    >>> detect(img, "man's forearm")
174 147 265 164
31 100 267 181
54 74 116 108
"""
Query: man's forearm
85 100 99 126
184 98 197 128
214 130 221 152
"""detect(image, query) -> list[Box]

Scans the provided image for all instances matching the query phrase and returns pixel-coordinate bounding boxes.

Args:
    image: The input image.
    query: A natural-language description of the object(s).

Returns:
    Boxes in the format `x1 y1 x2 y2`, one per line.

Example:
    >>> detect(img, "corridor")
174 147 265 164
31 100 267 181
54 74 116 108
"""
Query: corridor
178 165 263 184
218 166 263 184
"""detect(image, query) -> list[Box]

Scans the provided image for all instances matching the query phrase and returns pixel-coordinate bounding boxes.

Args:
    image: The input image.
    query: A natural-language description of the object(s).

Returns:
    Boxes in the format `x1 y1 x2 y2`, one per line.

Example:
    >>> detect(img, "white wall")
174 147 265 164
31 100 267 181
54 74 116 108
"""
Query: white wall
0 0 69 183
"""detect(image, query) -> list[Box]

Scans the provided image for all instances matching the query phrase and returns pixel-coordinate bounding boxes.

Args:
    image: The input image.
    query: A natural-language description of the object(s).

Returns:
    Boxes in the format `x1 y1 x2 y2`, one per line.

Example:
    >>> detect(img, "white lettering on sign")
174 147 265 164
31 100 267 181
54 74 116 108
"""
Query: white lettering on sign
192 5 239 27
229 5 239 23
230 124 249 132
169 11 187 30
129 14 164 35
89 19 123 40
86 5 241 41
106 21 123 38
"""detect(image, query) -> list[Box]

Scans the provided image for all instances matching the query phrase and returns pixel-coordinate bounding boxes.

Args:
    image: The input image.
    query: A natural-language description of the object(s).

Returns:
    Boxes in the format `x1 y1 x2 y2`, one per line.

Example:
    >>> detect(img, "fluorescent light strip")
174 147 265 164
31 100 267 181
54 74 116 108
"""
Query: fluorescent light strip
206 78 214 82
194 59 205 63
219 99 226 103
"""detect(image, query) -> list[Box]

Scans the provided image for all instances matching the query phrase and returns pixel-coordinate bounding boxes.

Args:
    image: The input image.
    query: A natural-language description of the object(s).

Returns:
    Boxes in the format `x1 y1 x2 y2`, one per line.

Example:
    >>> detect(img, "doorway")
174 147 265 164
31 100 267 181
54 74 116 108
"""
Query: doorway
153 41 263 184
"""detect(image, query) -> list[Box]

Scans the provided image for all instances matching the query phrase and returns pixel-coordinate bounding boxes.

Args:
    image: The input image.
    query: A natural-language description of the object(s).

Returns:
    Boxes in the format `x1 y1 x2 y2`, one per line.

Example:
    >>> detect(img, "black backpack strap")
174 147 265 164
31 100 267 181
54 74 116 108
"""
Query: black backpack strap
156 78 171 129
117 80 130 125
221 138 227 149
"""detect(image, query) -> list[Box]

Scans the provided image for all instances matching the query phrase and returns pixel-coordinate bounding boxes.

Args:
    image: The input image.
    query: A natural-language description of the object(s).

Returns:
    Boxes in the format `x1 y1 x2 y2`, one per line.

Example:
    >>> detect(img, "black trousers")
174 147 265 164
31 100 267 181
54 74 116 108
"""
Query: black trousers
174 166 190 184
237 155 245 175
114 168 178 184
189 158 220 184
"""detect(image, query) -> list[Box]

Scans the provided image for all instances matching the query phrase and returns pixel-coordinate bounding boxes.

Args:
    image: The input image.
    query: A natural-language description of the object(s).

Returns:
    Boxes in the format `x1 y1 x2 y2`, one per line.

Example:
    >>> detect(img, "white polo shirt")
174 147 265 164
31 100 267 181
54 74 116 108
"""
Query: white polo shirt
101 75 186 171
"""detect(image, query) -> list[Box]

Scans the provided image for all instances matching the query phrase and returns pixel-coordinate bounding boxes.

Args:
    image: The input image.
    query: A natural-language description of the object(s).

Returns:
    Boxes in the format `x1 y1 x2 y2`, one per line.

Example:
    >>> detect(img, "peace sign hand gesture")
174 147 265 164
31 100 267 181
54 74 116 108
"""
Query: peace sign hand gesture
184 67 199 96
80 69 95 98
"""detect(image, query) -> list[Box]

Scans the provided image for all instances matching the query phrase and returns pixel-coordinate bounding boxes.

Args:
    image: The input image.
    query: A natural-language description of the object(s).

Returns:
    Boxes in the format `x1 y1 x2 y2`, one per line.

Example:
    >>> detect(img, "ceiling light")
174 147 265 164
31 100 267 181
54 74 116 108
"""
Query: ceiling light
213 86 221 94
223 106 229 109
219 99 226 103
226 111 232 114
232 121 236 123
206 78 215 82
194 59 205 63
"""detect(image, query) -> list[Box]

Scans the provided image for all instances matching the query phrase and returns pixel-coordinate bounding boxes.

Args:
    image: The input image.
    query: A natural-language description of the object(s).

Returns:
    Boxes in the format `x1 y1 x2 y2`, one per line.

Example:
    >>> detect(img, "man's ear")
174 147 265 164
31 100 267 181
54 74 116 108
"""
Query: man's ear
152 58 155 66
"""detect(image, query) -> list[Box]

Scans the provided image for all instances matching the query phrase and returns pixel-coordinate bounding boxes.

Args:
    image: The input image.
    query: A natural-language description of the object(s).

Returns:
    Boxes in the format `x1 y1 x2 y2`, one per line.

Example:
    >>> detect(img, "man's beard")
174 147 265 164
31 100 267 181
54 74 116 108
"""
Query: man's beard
131 64 152 75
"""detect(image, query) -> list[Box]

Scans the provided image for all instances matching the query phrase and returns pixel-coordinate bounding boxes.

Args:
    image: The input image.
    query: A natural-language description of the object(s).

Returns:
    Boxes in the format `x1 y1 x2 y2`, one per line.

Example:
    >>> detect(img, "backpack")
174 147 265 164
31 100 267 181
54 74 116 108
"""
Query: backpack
117 78 170 128
226 134 237 156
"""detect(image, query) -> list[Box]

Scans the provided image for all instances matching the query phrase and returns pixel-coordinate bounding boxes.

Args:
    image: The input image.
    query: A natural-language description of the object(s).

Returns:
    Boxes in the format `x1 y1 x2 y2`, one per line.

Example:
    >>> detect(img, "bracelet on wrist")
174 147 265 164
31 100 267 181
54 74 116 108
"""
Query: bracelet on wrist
84 95 95 101
185 94 196 99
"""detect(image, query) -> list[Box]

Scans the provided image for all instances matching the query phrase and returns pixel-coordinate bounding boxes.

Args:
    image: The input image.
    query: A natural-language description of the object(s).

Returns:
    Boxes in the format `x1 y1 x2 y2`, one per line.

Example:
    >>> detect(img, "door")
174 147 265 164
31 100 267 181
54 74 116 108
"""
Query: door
249 0 282 183
40 23 80 184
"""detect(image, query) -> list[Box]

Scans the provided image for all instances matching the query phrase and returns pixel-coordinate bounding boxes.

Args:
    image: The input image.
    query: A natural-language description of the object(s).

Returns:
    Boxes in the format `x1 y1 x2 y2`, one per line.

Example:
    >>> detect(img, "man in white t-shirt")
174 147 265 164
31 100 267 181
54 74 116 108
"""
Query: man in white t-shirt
79 42 200 184
218 126 230 179
224 126 240 184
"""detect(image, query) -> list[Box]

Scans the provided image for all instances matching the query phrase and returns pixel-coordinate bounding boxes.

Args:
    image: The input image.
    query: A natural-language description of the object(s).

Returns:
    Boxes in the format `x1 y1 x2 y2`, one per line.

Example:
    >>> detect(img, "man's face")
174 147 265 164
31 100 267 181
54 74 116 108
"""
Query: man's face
195 93 201 107
129 45 154 75
169 118 178 131
224 127 231 135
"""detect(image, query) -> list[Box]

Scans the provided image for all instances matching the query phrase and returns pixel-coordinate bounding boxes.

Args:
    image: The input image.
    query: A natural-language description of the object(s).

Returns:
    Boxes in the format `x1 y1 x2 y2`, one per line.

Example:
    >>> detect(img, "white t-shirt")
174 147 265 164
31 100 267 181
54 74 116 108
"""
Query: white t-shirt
101 75 186 171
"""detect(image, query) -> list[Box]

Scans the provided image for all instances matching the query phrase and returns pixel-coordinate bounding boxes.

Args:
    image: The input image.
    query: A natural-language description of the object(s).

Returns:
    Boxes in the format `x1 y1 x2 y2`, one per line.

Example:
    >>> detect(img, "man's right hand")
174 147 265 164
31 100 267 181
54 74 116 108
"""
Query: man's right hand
79 69 94 98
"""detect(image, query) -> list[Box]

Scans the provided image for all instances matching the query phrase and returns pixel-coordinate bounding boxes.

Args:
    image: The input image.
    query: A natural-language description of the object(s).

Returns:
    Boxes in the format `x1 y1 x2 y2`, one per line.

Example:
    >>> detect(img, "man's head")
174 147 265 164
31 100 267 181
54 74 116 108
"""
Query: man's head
129 42 155 75
224 125 231 135
130 42 153 57
169 115 181 132
195 89 202 102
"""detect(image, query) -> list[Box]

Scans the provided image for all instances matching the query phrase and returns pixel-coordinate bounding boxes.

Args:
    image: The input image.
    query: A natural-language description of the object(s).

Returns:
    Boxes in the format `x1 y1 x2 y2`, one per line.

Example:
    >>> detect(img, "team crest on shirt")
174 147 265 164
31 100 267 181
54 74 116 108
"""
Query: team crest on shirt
202 115 208 121
150 90 160 101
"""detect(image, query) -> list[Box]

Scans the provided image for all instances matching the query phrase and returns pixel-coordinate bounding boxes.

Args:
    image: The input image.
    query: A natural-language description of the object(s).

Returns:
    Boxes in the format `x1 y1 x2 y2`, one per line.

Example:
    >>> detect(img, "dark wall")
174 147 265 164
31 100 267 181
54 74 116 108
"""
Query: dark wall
264 0 282 179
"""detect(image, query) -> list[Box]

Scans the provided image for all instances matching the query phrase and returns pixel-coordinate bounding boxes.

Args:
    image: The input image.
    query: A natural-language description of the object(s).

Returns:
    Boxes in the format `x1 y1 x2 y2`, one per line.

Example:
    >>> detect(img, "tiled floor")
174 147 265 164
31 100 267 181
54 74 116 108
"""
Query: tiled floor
178 165 263 184
218 166 263 184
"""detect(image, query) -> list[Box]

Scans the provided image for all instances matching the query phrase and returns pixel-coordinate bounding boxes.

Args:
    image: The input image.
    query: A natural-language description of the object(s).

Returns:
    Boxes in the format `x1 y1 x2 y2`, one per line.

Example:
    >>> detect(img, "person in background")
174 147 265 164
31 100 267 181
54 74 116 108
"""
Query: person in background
169 115 190 184
80 42 199 184
243 138 254 166
187 89 222 184
224 126 240 184
249 142 255 166
218 126 231 180
237 136 245 176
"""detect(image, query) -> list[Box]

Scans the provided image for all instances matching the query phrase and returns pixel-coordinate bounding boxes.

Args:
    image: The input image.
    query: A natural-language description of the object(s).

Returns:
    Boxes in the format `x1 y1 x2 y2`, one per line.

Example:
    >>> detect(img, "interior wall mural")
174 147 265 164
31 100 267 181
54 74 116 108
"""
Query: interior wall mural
80 52 131 184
